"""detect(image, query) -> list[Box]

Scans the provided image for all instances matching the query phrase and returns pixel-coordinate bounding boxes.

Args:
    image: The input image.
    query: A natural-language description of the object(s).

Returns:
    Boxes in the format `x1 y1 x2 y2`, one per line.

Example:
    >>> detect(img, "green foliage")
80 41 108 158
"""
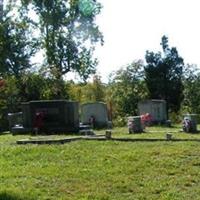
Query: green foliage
145 35 184 113
108 60 148 118
78 0 101 17
83 75 105 102
21 0 103 82
168 111 182 123
76 47 97 82
16 72 69 101
182 64 200 114
112 116 127 127
0 76 20 130
0 6 37 77
17 73 46 101
43 78 70 100
69 75 105 103
0 73 71 130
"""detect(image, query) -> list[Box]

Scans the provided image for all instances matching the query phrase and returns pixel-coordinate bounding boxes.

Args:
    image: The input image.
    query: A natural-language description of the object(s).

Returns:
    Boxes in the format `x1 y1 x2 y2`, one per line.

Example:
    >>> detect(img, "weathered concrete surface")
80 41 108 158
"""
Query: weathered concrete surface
138 100 167 123
81 102 109 128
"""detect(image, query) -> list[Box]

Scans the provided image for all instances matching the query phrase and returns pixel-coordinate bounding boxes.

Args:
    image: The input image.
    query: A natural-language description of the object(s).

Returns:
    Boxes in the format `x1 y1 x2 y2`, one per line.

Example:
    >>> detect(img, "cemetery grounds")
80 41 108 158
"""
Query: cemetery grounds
1 125 200 199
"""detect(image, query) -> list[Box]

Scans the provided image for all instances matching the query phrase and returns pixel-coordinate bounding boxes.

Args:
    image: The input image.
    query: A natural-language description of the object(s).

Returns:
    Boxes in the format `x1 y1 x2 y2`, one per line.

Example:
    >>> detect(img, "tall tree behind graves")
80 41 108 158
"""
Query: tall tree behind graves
108 60 148 119
182 64 200 114
21 0 103 82
68 74 105 103
144 36 184 114
0 2 38 77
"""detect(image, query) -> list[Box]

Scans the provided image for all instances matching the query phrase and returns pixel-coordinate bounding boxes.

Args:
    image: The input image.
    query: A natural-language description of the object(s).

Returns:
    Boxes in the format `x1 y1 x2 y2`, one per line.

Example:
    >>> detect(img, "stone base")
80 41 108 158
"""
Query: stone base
79 129 94 135
12 126 32 135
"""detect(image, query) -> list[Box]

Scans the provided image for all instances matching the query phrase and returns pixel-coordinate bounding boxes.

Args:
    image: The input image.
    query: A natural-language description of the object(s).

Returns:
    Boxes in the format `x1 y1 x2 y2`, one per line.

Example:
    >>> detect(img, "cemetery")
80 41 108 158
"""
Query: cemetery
1 0 200 199
81 102 110 128
2 99 200 200
10 100 79 134
5 99 200 145
2 122 200 199
2 98 200 200
138 99 167 124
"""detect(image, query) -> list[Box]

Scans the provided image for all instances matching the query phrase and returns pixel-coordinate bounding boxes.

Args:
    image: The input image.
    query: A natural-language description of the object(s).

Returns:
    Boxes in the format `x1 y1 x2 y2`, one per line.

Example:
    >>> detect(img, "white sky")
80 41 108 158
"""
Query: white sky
95 0 200 82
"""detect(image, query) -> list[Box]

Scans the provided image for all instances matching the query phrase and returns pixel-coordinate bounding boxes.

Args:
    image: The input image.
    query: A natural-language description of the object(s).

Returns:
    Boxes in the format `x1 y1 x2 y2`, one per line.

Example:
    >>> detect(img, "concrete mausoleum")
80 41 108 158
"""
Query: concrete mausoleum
138 99 167 123
11 100 79 134
81 102 109 128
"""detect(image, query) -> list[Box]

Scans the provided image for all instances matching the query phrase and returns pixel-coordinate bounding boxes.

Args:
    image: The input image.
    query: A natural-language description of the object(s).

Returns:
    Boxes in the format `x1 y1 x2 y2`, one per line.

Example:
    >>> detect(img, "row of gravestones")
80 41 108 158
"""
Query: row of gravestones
8 100 111 134
128 114 198 134
130 100 198 134
7 99 197 134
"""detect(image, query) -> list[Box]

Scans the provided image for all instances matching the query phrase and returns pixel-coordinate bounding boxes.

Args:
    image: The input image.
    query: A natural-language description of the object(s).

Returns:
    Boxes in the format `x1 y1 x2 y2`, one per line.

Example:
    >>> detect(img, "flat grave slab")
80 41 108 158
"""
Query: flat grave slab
16 135 106 145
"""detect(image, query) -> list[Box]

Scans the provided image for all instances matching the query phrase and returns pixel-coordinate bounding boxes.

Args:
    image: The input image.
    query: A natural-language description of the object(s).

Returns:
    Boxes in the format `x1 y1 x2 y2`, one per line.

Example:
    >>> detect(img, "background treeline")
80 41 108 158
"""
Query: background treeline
0 58 200 129
0 1 200 130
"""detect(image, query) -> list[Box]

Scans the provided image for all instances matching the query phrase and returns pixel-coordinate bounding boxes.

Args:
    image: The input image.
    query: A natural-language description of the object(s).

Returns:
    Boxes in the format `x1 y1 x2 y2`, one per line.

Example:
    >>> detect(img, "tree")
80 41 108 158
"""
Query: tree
144 35 184 114
108 60 148 119
21 0 103 82
0 2 38 78
0 76 20 130
182 64 200 113
68 75 105 103
83 75 105 102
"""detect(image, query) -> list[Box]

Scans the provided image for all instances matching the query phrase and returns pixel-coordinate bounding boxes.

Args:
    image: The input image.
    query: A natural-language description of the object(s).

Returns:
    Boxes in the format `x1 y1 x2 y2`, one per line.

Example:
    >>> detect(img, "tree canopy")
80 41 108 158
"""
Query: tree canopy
108 60 147 118
145 35 184 114
21 0 103 80
0 3 37 77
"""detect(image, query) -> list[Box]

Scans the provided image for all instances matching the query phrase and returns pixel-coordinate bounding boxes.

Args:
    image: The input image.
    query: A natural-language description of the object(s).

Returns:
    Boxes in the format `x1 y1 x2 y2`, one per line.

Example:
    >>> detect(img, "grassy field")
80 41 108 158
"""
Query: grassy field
1 125 200 199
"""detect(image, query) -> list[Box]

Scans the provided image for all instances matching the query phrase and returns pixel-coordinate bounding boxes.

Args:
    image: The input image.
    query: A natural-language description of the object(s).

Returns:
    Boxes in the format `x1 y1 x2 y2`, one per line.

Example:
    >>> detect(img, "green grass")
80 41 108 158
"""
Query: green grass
1 126 200 199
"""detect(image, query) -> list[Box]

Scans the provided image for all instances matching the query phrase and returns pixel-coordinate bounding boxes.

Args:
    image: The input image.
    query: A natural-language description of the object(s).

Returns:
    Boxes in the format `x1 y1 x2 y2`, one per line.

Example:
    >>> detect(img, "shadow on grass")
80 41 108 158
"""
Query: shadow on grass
0 192 34 200
111 138 200 142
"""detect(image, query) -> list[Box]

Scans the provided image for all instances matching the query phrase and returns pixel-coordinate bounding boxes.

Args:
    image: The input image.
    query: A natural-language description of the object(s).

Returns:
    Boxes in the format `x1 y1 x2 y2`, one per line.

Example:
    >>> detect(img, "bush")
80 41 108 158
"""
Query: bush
112 116 127 127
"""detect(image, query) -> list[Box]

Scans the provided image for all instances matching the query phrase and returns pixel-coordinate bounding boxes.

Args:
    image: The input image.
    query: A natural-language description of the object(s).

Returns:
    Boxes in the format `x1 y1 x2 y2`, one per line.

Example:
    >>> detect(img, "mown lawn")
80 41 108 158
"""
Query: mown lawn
1 126 200 200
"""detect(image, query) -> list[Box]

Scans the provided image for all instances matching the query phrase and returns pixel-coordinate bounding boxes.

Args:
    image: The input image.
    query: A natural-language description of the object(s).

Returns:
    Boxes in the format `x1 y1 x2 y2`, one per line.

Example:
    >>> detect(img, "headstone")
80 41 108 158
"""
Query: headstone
81 102 109 128
138 99 167 124
165 120 172 127
183 114 197 133
8 112 23 132
166 133 172 140
105 130 112 139
128 116 143 133
11 100 79 134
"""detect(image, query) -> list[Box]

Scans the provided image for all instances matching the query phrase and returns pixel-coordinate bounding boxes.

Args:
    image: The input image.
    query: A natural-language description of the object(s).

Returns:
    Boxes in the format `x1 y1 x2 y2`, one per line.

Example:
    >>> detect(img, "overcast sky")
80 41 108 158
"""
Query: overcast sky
95 0 200 82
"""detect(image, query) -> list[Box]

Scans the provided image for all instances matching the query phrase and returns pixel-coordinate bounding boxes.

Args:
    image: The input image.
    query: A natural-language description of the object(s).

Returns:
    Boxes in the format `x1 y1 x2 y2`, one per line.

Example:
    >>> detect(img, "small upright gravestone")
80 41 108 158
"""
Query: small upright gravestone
166 133 172 140
128 116 143 134
183 114 197 133
7 112 23 132
105 130 112 139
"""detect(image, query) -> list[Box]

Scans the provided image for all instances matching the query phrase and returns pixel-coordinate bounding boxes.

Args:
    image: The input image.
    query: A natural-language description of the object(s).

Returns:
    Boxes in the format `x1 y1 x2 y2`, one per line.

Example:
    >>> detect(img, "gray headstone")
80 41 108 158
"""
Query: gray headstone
81 102 109 128
128 116 143 133
8 112 23 132
138 99 167 123
19 100 79 134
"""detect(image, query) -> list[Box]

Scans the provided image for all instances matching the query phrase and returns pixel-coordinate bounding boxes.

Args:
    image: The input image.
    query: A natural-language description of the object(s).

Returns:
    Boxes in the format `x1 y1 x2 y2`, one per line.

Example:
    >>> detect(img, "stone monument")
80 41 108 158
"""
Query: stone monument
11 100 79 134
138 99 167 124
81 102 109 128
